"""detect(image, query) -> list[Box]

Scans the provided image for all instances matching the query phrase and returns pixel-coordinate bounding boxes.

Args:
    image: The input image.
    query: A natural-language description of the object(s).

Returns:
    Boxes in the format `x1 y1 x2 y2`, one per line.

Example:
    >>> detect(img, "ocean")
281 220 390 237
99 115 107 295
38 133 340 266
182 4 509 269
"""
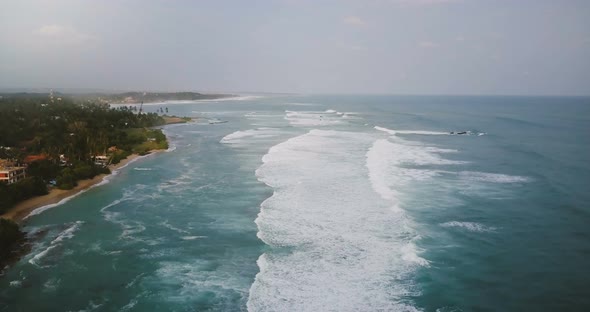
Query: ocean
1 95 589 311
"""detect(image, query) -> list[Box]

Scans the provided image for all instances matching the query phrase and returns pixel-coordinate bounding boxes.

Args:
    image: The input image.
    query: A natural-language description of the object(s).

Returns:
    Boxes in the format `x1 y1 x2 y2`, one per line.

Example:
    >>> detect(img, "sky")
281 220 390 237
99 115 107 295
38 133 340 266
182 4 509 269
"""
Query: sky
1 0 589 95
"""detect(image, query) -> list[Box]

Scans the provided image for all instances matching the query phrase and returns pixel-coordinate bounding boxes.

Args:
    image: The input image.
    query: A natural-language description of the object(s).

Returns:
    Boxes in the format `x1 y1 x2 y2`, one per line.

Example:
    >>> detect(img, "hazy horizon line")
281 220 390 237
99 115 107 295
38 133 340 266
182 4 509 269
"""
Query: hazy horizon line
1 87 589 98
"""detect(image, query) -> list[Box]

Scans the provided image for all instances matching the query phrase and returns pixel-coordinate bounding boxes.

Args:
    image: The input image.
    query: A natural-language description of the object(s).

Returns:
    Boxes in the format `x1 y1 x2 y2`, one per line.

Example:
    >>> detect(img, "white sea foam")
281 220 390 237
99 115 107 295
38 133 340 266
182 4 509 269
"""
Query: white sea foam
29 245 57 268
100 194 150 241
160 220 190 234
162 128 178 152
119 221 146 240
284 110 344 126
120 299 139 311
43 277 61 292
341 112 361 119
375 126 487 137
220 128 281 144
51 221 83 244
9 280 22 287
440 221 496 233
457 171 529 183
375 126 448 136
248 129 425 311
397 130 450 135
284 102 318 106
29 221 83 267
133 167 153 171
153 260 250 306
244 112 284 118
181 236 206 240
77 300 105 312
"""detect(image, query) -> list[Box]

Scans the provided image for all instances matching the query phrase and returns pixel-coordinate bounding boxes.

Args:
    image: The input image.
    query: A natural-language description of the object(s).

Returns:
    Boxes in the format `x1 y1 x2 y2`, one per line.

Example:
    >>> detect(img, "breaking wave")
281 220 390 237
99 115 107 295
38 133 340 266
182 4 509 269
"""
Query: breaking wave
248 129 427 311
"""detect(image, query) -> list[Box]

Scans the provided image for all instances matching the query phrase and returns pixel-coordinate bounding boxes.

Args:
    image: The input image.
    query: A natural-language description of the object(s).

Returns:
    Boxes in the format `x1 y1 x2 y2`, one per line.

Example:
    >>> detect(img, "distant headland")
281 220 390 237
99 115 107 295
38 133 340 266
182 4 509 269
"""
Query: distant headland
74 91 237 104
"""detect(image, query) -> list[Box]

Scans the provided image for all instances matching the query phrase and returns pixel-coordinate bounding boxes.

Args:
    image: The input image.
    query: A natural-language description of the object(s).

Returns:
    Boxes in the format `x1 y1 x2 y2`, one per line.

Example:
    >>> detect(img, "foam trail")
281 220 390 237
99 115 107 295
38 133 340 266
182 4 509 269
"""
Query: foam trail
29 221 83 267
457 171 529 183
248 130 424 311
396 130 451 135
375 126 449 136
220 128 281 144
134 167 153 171
375 126 487 136
284 110 344 126
441 221 496 233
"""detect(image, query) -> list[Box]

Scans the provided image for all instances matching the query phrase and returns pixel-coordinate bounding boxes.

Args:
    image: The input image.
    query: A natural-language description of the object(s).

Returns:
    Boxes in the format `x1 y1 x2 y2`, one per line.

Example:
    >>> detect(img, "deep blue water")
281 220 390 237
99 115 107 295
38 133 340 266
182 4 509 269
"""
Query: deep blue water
1 95 589 311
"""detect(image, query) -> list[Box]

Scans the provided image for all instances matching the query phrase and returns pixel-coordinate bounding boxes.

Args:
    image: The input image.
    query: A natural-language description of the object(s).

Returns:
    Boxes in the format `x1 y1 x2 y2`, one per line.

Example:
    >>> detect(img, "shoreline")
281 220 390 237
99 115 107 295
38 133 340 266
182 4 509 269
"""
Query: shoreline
162 116 192 125
1 153 153 224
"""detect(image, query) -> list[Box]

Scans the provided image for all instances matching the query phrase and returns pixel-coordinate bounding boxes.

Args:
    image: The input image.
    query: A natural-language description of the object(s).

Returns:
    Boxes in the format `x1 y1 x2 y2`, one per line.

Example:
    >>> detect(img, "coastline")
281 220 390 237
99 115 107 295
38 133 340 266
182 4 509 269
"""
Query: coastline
1 153 151 223
162 116 191 125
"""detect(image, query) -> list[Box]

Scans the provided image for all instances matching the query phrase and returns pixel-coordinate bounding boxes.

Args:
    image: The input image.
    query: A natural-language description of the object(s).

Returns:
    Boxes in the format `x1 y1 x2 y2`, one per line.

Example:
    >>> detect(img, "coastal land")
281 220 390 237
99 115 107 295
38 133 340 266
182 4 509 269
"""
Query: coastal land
0 116 188 223
74 91 235 104
1 153 145 223
0 91 207 272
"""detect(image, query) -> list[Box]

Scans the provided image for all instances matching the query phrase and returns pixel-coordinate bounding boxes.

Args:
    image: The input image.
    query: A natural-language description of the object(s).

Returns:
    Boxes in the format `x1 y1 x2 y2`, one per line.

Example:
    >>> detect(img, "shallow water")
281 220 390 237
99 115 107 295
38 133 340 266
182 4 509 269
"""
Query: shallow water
1 95 589 311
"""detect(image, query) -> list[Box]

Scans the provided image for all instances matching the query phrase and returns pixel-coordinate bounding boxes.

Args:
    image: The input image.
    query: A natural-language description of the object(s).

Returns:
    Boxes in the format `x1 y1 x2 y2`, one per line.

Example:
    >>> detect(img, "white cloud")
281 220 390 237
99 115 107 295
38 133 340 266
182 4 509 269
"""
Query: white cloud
343 16 365 27
34 24 92 44
419 41 438 48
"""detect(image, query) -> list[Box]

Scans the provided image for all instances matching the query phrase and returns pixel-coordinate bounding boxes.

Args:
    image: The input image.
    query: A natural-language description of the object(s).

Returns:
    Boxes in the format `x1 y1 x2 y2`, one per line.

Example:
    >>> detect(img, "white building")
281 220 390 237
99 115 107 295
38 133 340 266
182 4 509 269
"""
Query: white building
0 165 26 184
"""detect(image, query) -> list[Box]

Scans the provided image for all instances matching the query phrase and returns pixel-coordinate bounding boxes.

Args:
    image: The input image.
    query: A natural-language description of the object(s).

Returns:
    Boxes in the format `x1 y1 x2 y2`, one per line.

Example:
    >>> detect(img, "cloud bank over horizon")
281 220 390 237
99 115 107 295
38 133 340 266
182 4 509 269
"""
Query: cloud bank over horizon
1 0 589 95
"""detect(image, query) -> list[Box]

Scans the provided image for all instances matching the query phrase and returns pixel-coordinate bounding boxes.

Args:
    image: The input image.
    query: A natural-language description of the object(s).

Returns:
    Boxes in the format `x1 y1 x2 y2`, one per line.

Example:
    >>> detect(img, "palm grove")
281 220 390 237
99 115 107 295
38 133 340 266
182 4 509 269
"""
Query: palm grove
0 93 168 214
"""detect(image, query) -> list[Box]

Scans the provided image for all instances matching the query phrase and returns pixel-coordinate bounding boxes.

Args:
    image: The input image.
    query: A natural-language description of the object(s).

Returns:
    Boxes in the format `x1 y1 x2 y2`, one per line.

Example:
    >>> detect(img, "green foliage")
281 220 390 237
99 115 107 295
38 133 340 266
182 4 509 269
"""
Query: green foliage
0 177 48 214
124 128 169 154
0 93 169 209
0 218 25 262
56 168 76 190
111 150 131 165
26 159 60 181
72 164 94 180
0 184 15 213
0 94 166 158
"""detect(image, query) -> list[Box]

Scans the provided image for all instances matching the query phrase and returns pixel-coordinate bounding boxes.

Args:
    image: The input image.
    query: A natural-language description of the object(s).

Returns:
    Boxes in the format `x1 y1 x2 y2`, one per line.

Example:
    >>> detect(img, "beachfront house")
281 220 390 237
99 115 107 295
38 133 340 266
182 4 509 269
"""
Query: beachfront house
93 155 110 167
0 161 26 185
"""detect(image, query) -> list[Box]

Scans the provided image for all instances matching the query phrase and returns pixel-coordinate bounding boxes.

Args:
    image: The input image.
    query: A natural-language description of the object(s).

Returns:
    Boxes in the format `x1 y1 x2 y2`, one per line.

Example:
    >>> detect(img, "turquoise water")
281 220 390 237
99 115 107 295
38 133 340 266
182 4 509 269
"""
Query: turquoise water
1 95 589 311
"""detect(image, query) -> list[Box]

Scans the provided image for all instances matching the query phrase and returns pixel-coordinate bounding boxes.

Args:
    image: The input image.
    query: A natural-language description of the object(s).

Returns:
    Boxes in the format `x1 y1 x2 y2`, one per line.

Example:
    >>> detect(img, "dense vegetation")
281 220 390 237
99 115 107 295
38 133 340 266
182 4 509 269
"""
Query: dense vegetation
0 93 167 207
0 93 175 267
0 218 25 270
0 177 48 214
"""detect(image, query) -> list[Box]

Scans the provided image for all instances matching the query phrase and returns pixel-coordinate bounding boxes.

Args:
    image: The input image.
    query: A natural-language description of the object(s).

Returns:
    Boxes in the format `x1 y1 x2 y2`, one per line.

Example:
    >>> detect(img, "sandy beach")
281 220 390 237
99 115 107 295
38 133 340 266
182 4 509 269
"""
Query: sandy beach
1 153 152 223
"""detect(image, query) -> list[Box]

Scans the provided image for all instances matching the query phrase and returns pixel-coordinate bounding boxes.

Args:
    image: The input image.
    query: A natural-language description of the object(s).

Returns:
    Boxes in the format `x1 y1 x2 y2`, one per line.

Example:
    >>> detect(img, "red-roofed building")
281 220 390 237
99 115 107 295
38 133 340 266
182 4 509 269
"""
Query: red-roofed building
23 154 48 164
